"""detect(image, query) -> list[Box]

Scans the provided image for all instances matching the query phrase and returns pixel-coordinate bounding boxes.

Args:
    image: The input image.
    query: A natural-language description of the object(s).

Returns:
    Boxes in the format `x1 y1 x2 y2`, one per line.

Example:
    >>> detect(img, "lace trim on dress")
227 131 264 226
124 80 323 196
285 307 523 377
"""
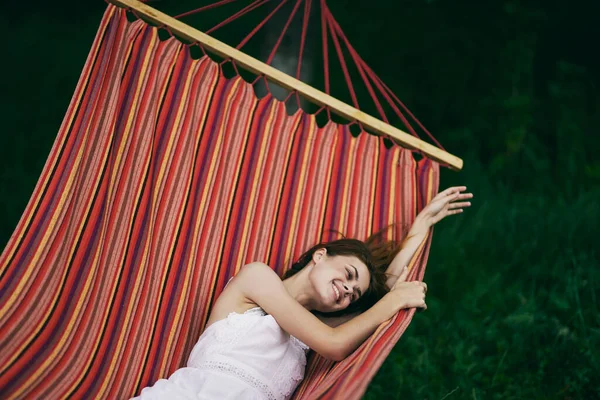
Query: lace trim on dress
196 360 278 400
290 335 309 351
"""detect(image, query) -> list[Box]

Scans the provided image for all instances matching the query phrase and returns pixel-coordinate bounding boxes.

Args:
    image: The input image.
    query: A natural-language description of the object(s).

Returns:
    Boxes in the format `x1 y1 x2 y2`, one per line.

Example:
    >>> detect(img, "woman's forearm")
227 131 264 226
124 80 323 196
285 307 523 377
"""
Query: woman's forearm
384 216 430 289
330 295 399 360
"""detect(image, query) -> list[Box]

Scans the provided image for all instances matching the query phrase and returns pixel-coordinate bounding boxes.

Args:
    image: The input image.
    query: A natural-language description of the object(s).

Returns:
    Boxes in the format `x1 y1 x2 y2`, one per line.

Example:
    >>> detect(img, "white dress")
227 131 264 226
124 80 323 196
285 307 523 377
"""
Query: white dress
130 307 310 400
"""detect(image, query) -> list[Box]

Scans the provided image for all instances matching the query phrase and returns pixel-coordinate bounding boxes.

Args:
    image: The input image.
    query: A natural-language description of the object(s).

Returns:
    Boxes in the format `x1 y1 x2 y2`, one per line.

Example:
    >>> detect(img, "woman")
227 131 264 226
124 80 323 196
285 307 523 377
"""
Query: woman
131 186 473 400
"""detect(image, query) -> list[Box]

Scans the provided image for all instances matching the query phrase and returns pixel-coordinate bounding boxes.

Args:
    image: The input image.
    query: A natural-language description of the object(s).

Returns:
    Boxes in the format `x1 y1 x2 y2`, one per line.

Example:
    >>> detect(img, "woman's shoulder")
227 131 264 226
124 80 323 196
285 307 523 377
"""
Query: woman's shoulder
205 262 278 326
239 261 276 276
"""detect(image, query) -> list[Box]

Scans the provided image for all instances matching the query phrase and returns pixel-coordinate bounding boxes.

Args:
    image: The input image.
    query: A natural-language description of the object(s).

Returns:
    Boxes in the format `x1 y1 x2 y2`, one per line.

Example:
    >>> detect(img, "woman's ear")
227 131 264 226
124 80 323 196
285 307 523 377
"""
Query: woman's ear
312 248 327 264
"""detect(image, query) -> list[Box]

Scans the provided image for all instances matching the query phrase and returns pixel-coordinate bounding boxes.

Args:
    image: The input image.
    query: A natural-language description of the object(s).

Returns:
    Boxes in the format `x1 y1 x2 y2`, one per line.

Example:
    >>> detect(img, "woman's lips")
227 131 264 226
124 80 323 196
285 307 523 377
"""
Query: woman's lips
332 282 340 302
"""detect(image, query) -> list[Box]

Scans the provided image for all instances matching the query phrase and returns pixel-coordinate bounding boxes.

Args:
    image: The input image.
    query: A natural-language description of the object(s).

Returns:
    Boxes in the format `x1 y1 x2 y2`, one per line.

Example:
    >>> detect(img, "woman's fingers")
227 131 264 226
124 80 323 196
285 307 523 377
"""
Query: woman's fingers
417 282 427 311
454 193 473 200
438 186 467 198
438 191 463 206
448 201 471 210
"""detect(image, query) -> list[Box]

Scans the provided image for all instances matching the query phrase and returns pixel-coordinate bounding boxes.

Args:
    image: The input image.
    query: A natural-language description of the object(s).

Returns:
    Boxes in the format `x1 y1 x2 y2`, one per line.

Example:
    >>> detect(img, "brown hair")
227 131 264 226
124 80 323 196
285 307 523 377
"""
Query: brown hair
282 222 410 314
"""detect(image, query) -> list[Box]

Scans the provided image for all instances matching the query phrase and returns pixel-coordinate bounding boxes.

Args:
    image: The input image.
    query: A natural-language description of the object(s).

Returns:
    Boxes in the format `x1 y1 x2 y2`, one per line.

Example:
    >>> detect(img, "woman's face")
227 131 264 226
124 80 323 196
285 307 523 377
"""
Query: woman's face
309 248 370 313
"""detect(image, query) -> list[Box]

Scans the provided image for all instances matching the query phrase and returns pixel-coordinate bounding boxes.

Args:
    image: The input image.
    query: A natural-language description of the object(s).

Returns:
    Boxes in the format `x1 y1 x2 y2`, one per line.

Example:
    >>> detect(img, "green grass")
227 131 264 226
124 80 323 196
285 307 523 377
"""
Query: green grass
365 169 600 399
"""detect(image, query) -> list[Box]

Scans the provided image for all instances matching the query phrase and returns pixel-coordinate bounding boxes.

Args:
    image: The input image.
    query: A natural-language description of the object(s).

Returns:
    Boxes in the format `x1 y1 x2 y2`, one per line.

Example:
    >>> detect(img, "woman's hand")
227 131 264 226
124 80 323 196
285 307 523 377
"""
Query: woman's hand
386 265 428 312
418 186 473 228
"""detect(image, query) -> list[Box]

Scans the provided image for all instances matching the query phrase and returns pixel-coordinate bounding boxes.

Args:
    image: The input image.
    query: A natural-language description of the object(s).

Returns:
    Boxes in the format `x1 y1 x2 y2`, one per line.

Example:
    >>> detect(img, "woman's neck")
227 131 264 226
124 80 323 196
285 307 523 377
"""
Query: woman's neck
282 266 317 311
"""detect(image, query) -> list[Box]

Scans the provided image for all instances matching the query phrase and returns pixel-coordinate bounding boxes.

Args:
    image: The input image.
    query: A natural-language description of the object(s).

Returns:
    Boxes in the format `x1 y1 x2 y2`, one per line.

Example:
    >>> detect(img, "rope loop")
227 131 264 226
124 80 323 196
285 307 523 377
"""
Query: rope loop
294 92 302 110
219 58 239 77
262 75 271 92
313 106 327 117
283 90 296 104
231 60 240 76
251 74 264 86
347 120 365 135
130 8 140 19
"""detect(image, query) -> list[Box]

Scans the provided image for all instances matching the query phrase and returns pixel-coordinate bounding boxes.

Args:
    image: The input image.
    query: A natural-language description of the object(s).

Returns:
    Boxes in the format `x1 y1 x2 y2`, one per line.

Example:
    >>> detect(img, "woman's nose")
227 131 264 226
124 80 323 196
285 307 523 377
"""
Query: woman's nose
342 283 351 293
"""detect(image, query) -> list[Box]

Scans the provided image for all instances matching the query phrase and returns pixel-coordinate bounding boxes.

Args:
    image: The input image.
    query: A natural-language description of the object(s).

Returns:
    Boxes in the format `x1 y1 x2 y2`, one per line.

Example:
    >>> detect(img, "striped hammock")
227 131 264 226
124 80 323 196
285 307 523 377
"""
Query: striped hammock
0 5 439 399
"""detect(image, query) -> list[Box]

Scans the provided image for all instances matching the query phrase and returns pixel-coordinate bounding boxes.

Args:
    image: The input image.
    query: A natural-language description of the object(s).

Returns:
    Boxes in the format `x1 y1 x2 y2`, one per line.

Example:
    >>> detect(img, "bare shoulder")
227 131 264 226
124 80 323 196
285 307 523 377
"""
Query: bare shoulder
236 261 281 285
205 262 276 327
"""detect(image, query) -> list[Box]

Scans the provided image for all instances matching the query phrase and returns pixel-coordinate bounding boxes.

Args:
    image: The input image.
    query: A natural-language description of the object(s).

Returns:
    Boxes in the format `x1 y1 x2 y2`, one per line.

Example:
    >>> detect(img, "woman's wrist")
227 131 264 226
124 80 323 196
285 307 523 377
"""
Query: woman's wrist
379 291 405 319
410 214 431 235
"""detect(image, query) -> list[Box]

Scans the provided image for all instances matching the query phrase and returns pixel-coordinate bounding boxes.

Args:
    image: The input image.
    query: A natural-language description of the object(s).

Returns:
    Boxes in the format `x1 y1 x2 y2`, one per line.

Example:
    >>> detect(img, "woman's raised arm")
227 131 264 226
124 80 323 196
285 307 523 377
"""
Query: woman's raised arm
234 262 424 361
385 186 473 289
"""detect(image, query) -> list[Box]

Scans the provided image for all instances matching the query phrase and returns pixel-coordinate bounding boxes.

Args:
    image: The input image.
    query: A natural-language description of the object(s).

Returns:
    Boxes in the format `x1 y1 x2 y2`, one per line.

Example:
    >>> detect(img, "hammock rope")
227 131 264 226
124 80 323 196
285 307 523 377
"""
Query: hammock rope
171 0 445 154
174 0 241 20
326 9 446 150
207 0 272 36
239 1 291 50
324 3 361 112
295 0 311 79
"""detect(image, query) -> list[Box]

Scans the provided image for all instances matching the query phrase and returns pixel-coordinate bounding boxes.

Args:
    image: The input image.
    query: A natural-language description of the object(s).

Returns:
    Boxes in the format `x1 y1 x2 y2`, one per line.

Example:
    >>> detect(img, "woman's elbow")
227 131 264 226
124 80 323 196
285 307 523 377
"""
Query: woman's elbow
321 340 349 362
315 326 351 361
330 350 348 362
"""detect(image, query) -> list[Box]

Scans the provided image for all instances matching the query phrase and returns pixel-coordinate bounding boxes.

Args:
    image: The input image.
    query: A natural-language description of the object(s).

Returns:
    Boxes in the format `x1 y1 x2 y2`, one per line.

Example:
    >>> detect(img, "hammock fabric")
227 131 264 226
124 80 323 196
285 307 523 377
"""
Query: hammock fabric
0 5 439 399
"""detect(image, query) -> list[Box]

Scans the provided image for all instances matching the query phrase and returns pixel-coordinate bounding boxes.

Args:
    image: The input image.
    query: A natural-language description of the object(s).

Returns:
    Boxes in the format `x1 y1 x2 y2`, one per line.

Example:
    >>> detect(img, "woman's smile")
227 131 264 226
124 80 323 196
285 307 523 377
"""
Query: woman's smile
332 281 341 302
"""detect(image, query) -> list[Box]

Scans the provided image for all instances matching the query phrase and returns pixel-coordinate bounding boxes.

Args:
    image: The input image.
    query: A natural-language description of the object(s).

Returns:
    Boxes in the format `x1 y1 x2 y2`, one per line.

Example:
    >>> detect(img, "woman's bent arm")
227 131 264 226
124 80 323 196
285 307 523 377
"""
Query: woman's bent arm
235 262 401 361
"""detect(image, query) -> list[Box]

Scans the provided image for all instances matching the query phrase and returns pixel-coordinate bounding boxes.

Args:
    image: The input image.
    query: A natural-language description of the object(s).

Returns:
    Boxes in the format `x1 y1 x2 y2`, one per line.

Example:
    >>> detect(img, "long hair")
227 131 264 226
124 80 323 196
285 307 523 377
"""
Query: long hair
283 222 411 314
